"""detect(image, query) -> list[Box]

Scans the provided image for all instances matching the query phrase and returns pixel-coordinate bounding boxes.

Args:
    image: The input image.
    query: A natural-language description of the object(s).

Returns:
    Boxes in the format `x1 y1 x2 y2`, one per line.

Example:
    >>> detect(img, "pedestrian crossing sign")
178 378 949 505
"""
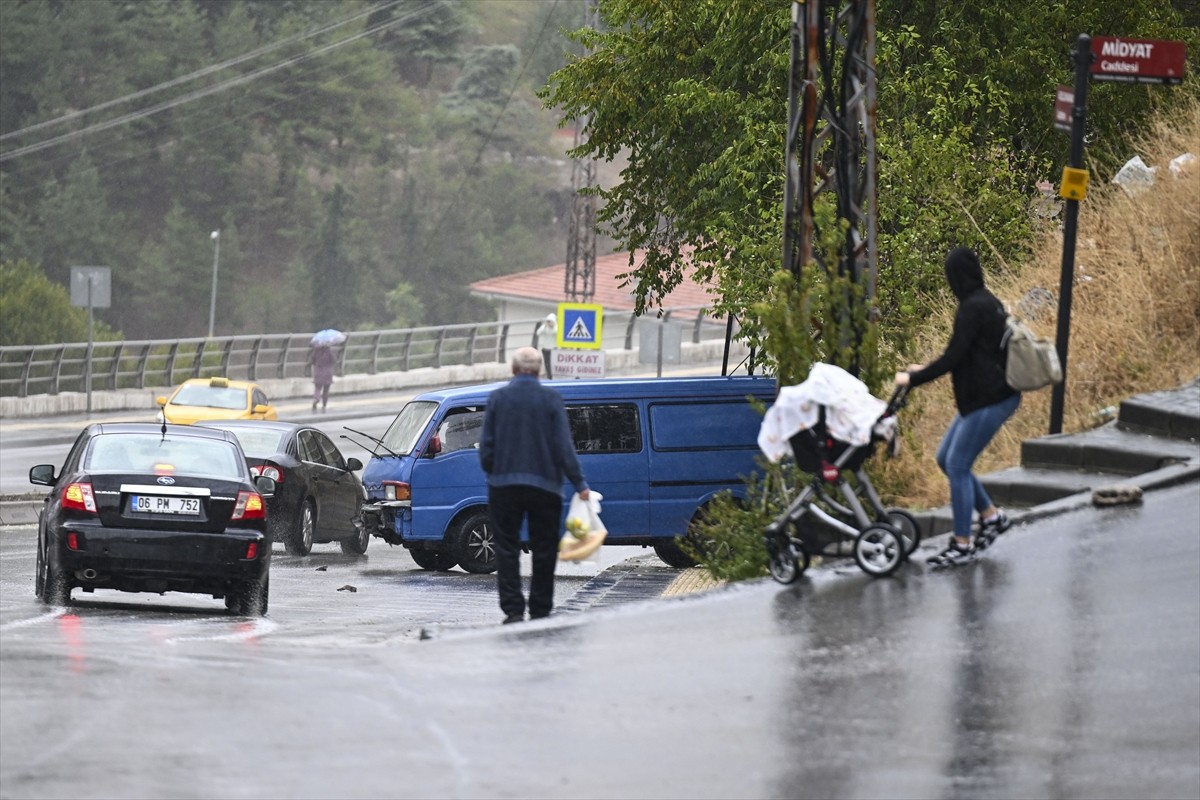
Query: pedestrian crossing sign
556 303 603 350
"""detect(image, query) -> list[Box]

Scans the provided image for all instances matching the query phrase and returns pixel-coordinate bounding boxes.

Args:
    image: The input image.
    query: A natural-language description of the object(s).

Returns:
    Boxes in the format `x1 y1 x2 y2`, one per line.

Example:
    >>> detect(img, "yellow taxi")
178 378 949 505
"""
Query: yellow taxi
156 377 279 425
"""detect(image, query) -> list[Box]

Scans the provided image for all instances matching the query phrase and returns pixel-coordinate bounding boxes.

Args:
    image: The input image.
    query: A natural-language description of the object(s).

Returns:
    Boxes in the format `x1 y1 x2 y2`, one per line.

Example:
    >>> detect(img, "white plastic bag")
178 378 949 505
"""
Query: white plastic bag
559 491 606 562
1112 155 1157 196
1169 152 1197 179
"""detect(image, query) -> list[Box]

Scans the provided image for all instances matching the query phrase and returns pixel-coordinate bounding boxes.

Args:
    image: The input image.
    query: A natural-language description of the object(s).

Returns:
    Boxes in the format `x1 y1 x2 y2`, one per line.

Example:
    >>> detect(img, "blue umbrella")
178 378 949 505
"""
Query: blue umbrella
311 329 347 346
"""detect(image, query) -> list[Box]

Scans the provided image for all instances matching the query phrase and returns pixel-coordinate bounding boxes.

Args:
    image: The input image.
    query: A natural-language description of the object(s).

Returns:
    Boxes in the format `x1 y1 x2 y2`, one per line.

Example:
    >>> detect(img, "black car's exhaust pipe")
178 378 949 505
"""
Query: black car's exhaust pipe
77 568 98 581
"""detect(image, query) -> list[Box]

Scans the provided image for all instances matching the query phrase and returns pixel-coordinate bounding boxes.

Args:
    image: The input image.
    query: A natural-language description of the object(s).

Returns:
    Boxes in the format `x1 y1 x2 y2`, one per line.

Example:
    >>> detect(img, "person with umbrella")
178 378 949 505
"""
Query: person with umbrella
310 329 344 412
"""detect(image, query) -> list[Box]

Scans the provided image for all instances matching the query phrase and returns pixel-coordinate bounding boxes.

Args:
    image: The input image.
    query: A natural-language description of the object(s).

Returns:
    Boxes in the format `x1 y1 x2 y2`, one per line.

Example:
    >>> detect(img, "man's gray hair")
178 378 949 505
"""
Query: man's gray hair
512 346 543 375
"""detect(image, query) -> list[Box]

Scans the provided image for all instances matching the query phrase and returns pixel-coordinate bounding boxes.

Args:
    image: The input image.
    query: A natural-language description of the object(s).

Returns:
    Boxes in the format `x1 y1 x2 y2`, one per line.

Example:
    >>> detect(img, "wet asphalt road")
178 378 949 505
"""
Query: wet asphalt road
1 482 1197 799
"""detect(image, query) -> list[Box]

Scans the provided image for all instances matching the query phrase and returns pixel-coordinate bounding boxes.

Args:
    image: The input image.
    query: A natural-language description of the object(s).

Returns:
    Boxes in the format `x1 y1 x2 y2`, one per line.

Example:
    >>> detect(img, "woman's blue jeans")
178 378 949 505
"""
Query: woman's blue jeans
935 393 1021 541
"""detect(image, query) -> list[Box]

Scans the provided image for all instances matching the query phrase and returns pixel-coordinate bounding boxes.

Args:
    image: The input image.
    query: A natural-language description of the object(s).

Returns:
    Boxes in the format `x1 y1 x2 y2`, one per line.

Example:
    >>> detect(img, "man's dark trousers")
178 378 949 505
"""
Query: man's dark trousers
488 485 563 618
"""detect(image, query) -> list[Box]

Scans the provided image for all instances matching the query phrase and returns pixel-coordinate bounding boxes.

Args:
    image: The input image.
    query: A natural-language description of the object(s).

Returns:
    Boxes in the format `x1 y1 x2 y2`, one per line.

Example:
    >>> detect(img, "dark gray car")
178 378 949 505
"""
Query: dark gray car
29 422 275 615
197 420 367 556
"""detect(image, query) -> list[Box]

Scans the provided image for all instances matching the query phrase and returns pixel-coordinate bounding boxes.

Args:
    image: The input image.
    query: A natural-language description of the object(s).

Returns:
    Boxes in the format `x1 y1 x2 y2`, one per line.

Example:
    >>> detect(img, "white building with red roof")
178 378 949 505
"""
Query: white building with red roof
470 249 716 321
469 249 747 373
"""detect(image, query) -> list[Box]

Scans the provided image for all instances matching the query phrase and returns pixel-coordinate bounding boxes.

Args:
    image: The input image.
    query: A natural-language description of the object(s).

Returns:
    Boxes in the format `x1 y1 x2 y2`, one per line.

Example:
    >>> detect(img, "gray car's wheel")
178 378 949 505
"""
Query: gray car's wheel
42 556 71 606
285 500 315 556
451 511 496 574
854 524 904 577
339 525 370 556
226 577 269 616
34 532 46 601
409 549 458 571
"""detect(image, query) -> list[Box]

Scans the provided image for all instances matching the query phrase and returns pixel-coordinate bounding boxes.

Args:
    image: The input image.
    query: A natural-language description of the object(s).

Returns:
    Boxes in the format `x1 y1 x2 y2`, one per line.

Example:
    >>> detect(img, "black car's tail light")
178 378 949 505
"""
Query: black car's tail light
250 464 283 482
382 481 411 501
62 483 97 513
66 532 83 550
231 491 265 520
244 542 259 559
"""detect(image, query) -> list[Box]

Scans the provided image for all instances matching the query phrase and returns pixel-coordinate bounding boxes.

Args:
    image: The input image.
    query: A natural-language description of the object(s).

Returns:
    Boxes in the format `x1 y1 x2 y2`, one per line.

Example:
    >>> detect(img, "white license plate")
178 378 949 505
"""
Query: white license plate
131 495 201 515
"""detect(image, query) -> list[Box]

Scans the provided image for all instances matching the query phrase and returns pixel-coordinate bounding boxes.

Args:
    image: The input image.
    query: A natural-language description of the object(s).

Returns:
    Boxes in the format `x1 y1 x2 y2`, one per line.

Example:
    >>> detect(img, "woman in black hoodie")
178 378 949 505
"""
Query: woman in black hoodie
895 247 1020 568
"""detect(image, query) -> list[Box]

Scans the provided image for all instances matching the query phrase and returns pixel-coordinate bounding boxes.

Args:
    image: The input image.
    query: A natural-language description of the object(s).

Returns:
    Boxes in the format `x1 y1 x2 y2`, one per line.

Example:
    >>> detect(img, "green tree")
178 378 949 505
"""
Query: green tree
385 282 422 329
541 0 1198 380
122 204 225 339
439 44 552 154
34 152 124 288
0 259 117 345
311 183 357 330
370 0 474 88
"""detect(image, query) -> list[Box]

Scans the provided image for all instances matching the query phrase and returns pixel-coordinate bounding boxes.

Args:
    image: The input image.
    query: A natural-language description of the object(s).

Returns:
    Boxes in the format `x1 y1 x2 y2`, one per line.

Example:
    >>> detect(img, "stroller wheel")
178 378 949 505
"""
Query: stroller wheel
854 524 904 577
883 509 921 558
768 540 809 585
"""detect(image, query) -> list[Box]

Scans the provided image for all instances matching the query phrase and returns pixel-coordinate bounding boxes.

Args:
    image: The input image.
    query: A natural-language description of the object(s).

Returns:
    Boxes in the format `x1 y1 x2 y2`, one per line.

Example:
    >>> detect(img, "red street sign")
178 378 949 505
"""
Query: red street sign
1053 85 1074 133
1090 36 1187 84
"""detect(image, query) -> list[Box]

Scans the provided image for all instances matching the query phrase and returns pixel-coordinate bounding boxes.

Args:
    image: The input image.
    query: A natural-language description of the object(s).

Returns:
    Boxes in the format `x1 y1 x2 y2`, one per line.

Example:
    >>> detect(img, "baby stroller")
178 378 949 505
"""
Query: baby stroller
758 364 918 581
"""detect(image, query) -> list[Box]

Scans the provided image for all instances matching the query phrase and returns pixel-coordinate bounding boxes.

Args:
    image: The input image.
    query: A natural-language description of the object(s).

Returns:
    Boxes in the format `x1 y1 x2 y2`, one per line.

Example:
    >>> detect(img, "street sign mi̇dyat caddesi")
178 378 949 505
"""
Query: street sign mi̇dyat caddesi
1090 36 1187 84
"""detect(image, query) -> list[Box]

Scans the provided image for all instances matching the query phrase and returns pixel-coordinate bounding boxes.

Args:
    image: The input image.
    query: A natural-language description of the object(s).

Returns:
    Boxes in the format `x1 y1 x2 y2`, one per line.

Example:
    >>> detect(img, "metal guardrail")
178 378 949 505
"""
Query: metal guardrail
0 308 727 398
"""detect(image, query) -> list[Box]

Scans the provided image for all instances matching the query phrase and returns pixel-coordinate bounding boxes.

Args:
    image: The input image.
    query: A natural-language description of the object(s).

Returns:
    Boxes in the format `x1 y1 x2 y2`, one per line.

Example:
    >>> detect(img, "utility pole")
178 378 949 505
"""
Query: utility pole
564 0 599 302
782 0 878 376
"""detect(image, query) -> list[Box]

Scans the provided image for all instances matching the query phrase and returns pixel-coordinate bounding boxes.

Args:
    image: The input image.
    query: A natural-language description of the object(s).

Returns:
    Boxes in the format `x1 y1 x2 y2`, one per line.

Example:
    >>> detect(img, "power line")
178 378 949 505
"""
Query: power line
0 0 406 143
0 6 435 207
0 1 438 162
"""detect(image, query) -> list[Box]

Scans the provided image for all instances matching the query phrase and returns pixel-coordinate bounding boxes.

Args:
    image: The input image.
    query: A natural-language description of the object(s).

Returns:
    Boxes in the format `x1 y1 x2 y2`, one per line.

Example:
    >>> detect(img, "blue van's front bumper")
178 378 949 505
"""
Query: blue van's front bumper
362 500 410 546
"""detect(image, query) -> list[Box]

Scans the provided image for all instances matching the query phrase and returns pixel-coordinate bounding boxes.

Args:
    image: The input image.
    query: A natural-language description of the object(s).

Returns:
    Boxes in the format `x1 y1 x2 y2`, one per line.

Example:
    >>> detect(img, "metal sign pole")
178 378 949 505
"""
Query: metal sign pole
69 266 110 415
656 321 664 378
1049 33 1092 435
86 277 94 415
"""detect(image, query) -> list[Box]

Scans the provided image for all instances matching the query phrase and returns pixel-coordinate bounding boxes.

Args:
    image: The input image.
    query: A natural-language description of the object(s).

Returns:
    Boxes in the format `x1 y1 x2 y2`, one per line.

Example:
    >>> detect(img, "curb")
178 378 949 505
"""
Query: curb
0 499 43 526
911 460 1199 548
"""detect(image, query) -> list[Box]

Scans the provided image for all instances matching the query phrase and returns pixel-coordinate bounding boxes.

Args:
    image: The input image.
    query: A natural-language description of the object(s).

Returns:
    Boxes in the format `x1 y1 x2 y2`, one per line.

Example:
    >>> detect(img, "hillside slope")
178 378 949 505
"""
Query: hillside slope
883 98 1200 508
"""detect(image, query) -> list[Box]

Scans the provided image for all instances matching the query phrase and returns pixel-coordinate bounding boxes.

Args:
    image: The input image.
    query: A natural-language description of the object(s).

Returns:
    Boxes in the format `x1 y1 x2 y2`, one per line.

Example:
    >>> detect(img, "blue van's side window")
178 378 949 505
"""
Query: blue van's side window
567 404 641 454
436 407 484 453
649 401 763 451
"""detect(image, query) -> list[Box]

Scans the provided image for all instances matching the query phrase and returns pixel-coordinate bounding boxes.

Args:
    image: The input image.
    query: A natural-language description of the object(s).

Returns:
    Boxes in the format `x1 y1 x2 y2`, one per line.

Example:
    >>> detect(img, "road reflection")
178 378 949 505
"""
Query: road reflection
55 613 86 674
766 558 1022 799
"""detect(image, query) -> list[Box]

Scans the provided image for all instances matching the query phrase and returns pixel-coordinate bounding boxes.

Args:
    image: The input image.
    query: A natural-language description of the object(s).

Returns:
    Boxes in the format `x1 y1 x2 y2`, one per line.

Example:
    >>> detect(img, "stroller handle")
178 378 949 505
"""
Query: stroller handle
883 384 911 417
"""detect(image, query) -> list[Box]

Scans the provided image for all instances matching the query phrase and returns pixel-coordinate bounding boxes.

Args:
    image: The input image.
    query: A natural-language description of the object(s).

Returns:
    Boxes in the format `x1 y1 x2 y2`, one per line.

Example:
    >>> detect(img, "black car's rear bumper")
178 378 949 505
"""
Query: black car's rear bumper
50 522 269 596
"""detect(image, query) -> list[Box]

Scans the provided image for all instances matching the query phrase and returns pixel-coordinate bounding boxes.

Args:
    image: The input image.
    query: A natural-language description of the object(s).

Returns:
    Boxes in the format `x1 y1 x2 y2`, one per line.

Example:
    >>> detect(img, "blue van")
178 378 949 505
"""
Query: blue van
359 376 776 573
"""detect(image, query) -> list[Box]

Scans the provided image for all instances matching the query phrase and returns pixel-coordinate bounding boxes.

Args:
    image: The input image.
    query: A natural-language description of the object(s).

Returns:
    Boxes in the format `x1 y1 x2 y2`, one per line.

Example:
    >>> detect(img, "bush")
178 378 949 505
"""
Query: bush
683 458 803 583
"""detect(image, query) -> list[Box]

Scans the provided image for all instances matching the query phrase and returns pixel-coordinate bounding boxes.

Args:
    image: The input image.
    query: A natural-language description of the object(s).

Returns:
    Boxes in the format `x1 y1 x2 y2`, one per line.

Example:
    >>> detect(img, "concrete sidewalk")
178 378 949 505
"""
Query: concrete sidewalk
556 378 1200 610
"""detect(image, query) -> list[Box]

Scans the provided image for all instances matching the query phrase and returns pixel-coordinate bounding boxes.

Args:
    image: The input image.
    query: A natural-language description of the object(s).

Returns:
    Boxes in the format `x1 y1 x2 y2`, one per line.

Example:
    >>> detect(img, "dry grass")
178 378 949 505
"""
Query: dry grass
879 98 1200 511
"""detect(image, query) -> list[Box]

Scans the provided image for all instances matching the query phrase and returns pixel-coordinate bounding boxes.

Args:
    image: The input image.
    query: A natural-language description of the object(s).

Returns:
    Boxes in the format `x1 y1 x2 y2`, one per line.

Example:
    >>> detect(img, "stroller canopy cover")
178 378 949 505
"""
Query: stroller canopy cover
758 363 889 462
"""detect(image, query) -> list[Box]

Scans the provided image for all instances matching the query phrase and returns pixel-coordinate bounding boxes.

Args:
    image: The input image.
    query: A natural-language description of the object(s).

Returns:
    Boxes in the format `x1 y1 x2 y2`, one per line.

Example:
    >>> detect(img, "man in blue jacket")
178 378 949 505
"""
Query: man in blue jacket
480 347 590 623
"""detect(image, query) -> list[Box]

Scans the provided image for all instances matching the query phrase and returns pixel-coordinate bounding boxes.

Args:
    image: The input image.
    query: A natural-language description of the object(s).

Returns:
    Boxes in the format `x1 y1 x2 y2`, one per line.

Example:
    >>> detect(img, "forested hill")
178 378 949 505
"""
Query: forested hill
1 1 1196 349
0 0 585 342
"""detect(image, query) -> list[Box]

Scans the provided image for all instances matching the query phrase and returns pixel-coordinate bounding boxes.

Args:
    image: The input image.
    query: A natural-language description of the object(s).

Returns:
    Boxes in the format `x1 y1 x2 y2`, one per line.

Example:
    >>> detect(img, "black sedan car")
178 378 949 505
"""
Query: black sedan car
196 420 368 556
29 423 276 615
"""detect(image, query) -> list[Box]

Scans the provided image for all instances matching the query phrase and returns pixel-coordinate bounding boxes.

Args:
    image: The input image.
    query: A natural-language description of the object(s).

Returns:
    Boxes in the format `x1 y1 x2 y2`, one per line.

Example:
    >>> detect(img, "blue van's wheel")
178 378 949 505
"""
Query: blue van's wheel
655 504 722 568
410 549 457 571
653 538 696 569
451 511 496 574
